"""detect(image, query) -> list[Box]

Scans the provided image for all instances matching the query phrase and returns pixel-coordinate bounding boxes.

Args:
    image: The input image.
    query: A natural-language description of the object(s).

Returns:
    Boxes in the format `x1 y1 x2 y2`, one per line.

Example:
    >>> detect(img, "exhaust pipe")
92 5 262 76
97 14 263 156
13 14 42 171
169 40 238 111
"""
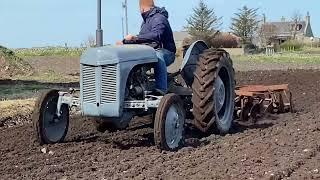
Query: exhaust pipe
96 0 103 47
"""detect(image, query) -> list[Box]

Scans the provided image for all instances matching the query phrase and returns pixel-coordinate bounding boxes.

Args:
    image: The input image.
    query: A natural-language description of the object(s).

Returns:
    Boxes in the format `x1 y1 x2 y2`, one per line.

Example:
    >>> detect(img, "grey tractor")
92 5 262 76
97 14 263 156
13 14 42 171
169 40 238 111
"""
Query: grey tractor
33 40 235 151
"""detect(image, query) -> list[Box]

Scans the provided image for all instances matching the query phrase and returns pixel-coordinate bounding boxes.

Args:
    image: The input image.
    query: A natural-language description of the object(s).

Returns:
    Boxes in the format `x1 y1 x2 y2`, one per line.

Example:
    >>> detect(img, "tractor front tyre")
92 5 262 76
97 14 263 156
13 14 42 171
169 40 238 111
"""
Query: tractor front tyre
192 49 235 134
154 94 186 151
33 89 69 145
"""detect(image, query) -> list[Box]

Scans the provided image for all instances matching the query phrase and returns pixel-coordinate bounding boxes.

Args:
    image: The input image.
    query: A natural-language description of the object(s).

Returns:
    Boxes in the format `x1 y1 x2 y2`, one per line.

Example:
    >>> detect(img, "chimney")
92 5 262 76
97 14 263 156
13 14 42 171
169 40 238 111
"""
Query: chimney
304 11 314 37
281 16 286 22
263 14 266 24
306 11 311 25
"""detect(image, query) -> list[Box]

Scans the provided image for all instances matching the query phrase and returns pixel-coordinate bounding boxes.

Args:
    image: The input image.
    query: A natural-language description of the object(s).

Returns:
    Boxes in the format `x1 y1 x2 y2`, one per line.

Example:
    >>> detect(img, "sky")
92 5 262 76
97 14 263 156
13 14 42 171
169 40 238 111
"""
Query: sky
0 0 319 48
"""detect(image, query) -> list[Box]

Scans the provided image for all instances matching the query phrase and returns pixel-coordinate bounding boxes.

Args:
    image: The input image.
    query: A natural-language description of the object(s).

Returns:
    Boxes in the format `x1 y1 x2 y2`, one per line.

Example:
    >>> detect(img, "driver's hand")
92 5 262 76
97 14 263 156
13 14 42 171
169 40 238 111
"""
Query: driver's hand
125 34 136 41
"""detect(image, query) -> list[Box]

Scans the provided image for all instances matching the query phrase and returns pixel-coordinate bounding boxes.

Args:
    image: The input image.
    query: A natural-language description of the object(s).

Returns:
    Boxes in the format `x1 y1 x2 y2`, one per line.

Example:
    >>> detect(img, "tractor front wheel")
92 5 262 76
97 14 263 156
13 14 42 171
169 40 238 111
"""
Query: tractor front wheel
33 90 69 145
154 94 186 151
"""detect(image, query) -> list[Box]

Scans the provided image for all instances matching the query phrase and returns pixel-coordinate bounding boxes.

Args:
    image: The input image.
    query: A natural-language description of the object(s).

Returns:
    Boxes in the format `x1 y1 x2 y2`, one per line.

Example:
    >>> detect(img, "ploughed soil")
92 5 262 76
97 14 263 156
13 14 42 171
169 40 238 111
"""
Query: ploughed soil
1 69 320 180
26 56 80 76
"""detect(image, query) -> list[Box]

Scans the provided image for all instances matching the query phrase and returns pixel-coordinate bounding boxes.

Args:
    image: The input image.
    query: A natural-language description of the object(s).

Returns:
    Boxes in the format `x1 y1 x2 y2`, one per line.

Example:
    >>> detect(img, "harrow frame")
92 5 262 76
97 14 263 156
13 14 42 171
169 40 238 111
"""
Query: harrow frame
235 84 294 122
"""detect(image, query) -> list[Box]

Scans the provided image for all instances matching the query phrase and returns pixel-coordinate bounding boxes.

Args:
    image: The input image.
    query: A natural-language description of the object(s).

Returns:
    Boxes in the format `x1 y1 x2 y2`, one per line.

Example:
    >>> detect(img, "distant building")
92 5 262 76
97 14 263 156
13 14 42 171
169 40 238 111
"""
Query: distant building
173 31 191 48
173 31 241 48
260 12 314 45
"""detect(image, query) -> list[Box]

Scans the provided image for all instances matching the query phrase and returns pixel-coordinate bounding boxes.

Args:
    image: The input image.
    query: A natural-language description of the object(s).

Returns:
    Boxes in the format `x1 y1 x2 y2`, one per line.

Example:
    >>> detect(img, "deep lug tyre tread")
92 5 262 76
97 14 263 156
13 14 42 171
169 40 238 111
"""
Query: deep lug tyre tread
192 49 235 133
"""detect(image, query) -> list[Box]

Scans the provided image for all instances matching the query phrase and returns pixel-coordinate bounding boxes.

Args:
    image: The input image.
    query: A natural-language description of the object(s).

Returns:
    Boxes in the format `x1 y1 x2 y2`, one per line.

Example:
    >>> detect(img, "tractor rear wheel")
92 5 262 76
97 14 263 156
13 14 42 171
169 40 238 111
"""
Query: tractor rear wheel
33 89 69 145
192 49 235 134
154 94 186 151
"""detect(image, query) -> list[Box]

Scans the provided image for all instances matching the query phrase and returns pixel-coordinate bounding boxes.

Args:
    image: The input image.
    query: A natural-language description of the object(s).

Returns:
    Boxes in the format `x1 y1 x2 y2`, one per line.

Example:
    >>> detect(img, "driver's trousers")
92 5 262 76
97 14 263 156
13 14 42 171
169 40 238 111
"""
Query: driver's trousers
155 49 176 92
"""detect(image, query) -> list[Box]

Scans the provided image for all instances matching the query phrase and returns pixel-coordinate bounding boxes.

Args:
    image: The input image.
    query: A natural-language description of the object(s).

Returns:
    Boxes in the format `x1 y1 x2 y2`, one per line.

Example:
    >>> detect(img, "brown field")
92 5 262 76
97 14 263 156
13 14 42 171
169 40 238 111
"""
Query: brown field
1 56 320 179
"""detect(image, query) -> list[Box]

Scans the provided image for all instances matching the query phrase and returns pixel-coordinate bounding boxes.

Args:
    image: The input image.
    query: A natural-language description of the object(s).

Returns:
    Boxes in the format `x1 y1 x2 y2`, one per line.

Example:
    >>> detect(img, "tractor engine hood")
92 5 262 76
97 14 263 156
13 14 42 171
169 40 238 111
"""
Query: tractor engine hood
81 45 158 66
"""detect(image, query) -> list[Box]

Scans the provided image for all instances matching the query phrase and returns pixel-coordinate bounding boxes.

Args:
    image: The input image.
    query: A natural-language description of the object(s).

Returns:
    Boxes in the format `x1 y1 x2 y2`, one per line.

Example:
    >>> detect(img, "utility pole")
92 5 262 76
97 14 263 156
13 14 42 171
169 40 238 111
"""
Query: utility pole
121 17 125 39
96 0 103 47
122 0 129 35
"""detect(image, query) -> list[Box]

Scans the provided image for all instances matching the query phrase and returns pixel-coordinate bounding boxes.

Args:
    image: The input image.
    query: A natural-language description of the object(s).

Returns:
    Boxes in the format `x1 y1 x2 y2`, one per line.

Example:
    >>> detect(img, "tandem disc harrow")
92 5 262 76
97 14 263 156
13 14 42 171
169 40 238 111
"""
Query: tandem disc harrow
235 84 294 122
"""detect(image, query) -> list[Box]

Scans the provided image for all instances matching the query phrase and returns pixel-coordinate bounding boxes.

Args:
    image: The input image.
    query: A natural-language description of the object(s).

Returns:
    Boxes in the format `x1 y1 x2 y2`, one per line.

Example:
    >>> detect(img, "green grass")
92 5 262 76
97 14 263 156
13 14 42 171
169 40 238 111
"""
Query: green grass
0 70 79 101
233 51 320 64
0 84 47 101
0 70 79 100
299 47 320 54
0 45 33 76
0 71 79 101
15 47 85 58
15 70 79 83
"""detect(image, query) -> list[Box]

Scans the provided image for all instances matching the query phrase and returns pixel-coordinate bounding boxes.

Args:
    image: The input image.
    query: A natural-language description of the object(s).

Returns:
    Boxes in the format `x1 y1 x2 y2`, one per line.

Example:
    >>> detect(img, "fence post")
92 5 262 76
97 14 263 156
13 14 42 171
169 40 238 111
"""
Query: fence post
265 45 275 56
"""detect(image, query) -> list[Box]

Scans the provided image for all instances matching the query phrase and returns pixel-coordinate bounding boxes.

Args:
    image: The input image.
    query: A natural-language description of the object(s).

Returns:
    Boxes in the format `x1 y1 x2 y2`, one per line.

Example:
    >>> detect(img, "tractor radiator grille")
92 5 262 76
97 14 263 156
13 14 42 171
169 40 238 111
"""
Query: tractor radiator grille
82 65 96 104
101 64 117 104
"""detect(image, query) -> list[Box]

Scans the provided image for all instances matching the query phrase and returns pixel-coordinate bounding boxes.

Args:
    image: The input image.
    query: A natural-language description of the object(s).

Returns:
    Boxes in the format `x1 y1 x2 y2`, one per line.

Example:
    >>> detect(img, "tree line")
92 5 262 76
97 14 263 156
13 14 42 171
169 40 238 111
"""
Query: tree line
184 0 303 48
185 0 259 47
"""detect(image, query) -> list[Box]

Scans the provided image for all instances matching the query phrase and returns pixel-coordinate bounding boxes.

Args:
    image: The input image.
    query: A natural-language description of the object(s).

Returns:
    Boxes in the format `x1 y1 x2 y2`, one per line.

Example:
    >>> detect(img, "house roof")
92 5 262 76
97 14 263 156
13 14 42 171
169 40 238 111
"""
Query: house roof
261 21 306 38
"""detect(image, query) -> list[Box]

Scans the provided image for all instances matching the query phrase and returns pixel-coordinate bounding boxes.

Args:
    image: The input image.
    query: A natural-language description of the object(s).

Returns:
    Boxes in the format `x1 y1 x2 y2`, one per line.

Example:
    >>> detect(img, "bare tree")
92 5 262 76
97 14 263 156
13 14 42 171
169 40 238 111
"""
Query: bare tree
85 35 96 48
291 10 302 40
258 16 276 47
258 14 268 47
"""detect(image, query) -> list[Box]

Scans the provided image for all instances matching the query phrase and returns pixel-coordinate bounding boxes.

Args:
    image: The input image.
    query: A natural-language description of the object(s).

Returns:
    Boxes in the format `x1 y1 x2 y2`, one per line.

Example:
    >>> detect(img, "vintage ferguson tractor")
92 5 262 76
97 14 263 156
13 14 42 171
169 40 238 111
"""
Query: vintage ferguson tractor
33 40 235 151
32 1 293 151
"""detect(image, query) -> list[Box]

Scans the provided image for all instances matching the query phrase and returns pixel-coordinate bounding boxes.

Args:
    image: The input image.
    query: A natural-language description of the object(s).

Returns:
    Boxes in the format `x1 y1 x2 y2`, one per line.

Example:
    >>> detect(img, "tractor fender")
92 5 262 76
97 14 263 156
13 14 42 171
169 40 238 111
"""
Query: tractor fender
180 40 209 87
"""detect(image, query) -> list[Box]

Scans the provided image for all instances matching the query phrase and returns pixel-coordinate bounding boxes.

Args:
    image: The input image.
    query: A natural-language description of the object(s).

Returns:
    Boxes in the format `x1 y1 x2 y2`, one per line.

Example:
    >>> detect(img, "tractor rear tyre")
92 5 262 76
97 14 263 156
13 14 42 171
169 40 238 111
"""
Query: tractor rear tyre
33 89 69 145
192 49 235 134
154 94 186 151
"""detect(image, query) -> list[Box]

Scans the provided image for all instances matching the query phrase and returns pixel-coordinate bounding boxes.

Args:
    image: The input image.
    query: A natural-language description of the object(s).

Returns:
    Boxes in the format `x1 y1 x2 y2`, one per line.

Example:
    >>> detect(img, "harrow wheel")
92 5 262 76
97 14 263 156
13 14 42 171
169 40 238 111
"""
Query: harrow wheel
154 94 186 151
192 49 235 133
33 89 69 145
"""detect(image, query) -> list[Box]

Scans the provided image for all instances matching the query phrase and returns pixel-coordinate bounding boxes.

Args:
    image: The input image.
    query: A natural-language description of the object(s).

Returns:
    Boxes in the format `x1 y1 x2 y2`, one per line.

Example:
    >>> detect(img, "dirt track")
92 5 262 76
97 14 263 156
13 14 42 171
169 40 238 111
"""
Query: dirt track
1 69 320 180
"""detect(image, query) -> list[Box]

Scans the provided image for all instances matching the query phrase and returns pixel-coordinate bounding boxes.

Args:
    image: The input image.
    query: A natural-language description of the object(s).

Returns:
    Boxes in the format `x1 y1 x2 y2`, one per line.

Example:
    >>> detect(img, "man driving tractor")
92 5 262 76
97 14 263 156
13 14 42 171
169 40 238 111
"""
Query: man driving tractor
117 0 176 93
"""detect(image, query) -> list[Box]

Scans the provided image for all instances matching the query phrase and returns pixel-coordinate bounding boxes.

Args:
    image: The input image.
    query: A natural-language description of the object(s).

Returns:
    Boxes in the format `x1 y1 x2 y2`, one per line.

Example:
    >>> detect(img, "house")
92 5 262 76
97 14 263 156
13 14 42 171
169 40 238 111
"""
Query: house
261 12 314 45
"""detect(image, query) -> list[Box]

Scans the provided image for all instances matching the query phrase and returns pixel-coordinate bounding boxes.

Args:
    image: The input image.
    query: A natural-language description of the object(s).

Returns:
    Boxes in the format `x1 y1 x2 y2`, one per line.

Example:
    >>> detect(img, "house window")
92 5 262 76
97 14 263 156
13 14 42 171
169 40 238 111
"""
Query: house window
291 24 303 31
296 24 303 31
